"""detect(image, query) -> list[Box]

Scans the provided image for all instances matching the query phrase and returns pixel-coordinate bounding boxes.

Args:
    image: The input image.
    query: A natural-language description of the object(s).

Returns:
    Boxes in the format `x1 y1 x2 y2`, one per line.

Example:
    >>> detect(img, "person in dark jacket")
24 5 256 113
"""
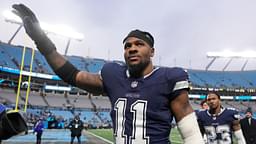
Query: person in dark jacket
240 107 256 144
33 118 44 144
68 115 83 144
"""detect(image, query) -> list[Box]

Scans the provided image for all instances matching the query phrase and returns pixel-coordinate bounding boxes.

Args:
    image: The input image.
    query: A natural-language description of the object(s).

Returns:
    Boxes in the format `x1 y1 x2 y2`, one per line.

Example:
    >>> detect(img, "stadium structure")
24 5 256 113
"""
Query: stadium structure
0 41 255 123
1 11 256 143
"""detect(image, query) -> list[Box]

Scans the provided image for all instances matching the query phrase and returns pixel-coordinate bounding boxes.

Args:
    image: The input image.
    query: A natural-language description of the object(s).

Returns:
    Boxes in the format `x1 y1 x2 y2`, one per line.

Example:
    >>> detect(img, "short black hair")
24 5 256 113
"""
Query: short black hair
206 91 221 99
200 99 207 106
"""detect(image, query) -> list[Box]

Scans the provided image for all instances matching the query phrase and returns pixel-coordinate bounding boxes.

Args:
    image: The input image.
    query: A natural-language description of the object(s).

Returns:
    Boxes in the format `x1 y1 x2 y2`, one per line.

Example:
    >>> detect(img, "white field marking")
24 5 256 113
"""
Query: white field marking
87 131 114 144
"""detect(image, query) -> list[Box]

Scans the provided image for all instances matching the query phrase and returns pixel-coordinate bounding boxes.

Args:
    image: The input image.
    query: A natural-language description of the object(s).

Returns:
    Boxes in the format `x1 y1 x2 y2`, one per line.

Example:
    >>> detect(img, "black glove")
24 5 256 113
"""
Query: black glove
12 3 56 55
0 105 28 140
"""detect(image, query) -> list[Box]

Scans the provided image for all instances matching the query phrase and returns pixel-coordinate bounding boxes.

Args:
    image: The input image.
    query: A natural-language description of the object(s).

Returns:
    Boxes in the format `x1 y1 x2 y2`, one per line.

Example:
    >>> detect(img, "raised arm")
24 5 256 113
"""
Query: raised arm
170 90 204 144
12 4 104 94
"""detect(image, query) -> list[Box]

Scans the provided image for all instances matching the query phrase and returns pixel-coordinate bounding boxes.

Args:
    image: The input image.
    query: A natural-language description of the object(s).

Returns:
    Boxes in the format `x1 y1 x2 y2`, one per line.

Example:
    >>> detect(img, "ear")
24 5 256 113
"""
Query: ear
150 48 155 57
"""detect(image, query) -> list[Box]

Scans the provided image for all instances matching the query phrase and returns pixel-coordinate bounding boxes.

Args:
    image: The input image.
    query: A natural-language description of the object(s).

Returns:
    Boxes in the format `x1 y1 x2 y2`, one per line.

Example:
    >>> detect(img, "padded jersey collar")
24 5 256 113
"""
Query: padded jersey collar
126 67 160 79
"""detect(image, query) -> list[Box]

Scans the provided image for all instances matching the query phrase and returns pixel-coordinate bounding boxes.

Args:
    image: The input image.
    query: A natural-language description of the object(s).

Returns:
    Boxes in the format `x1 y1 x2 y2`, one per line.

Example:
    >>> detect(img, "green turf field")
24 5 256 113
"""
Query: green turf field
88 128 239 144
88 128 183 144
88 129 114 142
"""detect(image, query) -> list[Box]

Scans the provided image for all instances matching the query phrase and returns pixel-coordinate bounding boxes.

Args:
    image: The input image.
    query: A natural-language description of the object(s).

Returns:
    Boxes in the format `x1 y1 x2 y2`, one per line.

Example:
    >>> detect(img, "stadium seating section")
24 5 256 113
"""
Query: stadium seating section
1 42 256 89
0 42 256 127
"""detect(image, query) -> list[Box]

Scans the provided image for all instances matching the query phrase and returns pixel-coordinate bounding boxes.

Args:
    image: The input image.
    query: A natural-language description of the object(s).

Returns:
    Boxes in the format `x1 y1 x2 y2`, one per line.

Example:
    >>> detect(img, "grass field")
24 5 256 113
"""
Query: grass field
88 128 183 144
88 128 239 144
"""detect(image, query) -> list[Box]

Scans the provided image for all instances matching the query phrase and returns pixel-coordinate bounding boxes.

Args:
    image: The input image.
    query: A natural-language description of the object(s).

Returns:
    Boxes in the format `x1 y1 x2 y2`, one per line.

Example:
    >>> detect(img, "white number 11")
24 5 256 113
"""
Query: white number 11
114 98 149 144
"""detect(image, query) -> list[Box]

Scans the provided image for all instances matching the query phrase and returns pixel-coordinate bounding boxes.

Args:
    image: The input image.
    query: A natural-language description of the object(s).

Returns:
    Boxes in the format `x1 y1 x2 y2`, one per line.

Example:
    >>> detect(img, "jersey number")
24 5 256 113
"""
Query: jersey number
205 125 231 144
114 98 149 144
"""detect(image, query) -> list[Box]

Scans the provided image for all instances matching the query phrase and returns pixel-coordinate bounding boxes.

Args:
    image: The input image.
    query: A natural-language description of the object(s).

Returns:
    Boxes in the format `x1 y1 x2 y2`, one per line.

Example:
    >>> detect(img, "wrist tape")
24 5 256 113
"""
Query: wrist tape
177 112 204 144
54 61 80 86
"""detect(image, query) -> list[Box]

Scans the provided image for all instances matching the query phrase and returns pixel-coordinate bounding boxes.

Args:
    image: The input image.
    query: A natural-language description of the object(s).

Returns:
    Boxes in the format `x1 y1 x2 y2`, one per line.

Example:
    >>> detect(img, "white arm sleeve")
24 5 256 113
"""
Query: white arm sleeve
177 112 204 144
234 129 246 144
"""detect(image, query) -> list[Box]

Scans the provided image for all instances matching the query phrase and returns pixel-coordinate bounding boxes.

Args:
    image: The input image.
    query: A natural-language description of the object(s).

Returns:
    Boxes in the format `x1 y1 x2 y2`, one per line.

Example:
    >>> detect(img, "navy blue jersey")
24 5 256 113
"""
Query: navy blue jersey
100 62 189 144
197 108 240 144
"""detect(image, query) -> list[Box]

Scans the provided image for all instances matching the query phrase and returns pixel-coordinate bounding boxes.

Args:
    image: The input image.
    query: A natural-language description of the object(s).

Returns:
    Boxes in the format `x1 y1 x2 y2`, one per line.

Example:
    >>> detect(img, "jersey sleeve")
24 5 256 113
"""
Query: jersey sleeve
231 108 240 120
100 62 124 95
99 63 113 93
226 108 240 121
166 67 190 97
100 63 112 81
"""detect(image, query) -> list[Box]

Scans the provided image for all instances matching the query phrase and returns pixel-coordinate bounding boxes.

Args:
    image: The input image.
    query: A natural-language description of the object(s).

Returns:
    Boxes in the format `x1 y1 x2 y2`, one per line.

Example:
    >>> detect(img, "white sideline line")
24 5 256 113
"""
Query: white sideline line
87 131 183 144
87 131 114 144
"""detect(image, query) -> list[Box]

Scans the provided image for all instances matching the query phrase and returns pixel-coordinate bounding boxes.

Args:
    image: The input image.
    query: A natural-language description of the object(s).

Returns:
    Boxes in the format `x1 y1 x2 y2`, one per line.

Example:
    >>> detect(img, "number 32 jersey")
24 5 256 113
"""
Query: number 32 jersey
197 108 240 144
100 62 189 144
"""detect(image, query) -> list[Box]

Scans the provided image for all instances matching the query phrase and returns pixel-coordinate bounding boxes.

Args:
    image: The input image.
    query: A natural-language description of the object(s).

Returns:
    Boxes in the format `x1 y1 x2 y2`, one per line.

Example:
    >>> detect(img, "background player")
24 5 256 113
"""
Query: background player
12 4 204 144
200 99 209 110
197 92 246 144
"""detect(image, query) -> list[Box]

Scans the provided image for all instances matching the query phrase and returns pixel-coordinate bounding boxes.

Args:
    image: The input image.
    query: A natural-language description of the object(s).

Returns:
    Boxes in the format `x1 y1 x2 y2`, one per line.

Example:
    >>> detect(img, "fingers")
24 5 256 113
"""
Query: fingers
12 3 38 22
17 4 38 22
12 4 27 19
12 4 30 16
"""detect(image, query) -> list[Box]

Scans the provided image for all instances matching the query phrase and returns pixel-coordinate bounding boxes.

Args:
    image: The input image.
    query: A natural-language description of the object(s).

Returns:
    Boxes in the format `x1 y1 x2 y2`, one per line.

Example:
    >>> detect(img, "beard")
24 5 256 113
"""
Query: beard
127 60 150 78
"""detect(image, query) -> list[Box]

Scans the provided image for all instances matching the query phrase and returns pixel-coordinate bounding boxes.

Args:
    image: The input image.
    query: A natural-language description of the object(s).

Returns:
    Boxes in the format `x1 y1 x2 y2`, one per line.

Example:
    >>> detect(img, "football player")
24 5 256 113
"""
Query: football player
197 92 246 144
12 4 204 144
